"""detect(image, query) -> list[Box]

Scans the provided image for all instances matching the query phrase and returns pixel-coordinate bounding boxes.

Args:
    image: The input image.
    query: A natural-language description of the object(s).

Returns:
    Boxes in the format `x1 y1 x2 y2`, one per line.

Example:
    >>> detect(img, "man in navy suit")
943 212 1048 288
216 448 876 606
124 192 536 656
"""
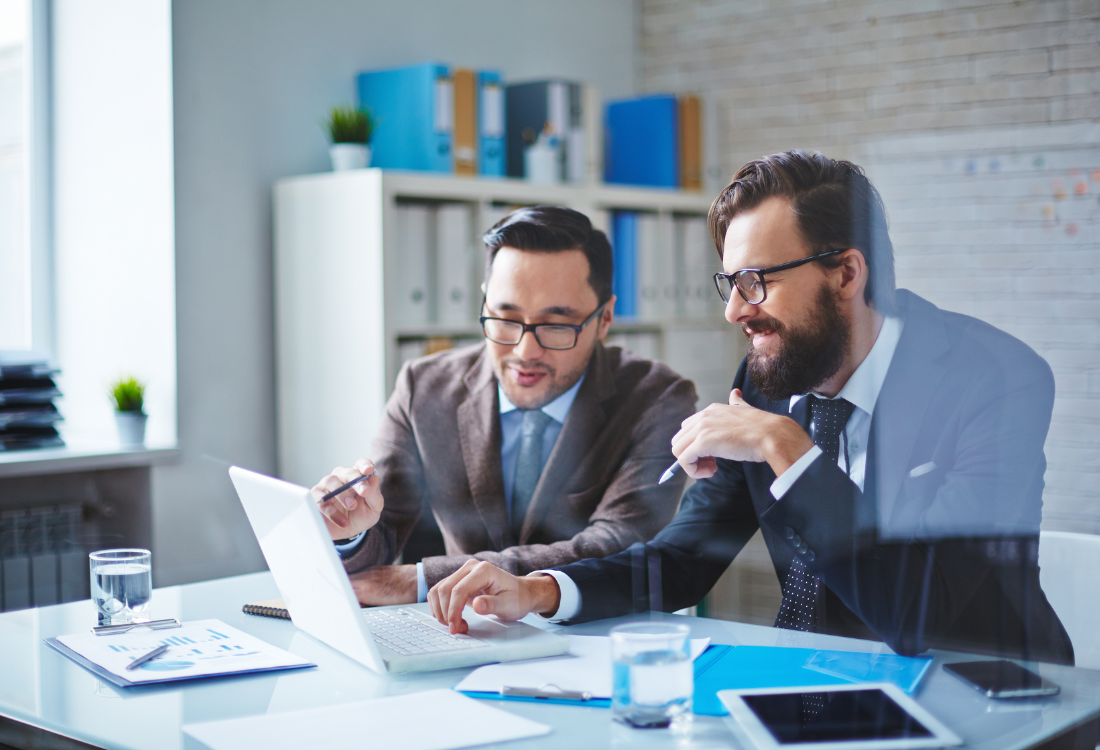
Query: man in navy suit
426 150 1073 665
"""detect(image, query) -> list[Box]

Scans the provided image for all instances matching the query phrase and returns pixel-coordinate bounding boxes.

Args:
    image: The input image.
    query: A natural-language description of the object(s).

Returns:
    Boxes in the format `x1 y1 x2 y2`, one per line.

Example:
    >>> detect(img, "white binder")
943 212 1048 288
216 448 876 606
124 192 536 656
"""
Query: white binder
436 204 475 325
394 204 433 326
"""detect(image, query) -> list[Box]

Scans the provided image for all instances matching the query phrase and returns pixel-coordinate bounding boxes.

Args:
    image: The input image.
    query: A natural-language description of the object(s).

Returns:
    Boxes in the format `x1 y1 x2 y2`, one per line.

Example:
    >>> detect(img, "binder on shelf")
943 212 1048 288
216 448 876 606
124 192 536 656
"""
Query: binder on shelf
478 71 506 177
679 94 702 191
681 215 719 319
357 63 453 173
581 84 602 185
453 69 478 176
635 213 665 321
605 94 679 188
505 80 583 182
394 203 433 325
436 204 475 325
610 212 637 318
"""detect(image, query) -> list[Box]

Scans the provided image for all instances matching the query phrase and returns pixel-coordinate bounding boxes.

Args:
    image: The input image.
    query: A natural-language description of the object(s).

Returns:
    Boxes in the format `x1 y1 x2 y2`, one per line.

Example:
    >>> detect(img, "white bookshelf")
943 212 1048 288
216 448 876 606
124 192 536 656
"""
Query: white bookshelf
273 169 744 486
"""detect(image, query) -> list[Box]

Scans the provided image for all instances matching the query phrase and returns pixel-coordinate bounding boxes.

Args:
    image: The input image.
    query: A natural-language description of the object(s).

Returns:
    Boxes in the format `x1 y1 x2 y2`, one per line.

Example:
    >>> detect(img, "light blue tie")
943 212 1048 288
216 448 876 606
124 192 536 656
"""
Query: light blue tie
511 409 554 540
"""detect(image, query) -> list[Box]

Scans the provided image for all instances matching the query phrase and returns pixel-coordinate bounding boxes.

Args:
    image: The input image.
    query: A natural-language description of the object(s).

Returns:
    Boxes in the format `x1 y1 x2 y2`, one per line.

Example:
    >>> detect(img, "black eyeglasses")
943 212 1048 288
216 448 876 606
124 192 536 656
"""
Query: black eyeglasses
479 298 608 350
713 249 846 305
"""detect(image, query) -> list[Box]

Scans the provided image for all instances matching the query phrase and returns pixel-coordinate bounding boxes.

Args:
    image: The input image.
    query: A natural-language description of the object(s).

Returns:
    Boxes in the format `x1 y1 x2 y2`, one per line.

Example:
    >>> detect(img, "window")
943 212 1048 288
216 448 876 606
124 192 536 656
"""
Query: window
0 0 29 350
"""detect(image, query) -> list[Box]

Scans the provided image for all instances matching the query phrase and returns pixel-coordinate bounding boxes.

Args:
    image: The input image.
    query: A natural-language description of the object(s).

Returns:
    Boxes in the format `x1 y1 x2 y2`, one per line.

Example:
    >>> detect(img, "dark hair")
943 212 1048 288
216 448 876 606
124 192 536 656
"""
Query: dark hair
482 206 613 305
707 150 896 313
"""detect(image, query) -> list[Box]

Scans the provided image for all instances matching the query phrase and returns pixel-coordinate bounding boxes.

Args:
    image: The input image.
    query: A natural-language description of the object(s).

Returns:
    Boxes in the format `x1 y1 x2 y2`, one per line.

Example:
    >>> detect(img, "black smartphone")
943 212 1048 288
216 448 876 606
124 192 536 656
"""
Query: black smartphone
944 660 1060 699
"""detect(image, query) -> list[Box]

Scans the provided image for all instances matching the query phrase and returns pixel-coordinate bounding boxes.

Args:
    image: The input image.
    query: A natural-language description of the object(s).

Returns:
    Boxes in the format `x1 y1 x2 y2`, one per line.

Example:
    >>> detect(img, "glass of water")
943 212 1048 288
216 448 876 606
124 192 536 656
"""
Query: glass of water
610 622 693 729
89 549 152 625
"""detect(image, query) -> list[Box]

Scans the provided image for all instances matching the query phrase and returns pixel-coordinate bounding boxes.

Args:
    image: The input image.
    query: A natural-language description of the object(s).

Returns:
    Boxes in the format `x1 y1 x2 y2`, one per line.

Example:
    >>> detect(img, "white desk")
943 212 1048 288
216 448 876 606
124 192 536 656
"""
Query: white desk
2 572 1098 750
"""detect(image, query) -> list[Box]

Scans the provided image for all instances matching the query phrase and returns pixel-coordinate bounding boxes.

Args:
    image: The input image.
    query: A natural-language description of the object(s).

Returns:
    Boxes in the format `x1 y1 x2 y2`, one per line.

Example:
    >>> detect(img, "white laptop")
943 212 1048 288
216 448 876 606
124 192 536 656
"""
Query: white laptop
229 466 568 674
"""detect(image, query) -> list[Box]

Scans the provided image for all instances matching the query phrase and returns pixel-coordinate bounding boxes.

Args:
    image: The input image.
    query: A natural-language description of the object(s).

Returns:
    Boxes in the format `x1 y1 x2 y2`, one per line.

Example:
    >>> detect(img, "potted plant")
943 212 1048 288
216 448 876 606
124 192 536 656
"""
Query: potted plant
109 376 147 448
324 104 376 171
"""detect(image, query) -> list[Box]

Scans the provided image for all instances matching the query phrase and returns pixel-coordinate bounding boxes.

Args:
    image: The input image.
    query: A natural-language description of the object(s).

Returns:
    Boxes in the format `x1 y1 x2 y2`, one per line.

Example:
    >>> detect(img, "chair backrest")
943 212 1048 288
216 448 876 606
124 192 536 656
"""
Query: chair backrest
1039 530 1100 669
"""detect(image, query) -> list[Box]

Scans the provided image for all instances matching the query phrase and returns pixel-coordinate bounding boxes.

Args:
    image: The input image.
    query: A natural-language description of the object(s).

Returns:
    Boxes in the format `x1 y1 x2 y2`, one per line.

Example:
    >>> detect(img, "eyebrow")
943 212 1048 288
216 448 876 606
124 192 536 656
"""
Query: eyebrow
488 302 581 317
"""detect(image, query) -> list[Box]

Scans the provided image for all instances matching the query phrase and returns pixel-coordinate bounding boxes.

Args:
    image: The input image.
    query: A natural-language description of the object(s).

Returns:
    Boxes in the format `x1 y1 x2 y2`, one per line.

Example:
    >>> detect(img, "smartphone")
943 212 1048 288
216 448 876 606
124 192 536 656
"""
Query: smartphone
944 660 1060 699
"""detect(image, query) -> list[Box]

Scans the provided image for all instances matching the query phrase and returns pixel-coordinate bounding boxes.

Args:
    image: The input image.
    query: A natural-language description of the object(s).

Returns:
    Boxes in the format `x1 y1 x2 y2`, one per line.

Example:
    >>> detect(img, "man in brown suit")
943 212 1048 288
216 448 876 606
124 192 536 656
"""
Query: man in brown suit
312 206 697 605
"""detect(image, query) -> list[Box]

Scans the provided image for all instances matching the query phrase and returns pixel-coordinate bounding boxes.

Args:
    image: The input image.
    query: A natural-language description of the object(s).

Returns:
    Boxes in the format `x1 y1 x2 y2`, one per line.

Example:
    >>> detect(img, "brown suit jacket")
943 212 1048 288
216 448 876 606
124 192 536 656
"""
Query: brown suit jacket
342 341 697 588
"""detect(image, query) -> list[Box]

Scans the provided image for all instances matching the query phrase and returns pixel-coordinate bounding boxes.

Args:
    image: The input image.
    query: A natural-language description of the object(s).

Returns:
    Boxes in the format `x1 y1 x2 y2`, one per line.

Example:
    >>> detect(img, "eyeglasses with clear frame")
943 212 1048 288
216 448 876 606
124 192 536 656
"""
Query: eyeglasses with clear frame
713 248 846 305
479 298 608 350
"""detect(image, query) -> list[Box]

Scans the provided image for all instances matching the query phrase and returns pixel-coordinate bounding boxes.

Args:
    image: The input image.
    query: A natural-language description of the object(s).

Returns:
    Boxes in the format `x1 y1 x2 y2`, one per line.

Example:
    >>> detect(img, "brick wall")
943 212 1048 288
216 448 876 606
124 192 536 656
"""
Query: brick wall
639 0 1100 621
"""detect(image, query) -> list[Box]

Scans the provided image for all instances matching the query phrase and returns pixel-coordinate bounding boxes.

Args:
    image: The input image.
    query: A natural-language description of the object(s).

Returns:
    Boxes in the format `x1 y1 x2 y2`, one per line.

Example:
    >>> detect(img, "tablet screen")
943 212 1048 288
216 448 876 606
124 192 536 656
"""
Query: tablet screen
742 688 934 744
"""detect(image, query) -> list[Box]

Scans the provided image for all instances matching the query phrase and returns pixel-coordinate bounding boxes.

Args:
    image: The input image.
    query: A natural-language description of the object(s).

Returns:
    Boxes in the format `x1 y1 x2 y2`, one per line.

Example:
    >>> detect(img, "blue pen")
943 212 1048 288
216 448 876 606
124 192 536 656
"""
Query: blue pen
321 471 376 502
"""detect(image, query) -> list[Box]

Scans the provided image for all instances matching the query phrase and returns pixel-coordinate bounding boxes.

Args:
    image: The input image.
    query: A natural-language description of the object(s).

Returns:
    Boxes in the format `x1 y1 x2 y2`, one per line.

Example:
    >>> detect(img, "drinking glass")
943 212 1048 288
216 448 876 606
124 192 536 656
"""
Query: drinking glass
89 549 152 625
610 622 693 729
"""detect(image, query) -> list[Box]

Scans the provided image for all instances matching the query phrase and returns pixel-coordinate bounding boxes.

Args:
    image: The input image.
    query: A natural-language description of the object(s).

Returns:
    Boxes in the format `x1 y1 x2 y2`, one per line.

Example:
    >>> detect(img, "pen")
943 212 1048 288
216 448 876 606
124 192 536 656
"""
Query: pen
321 471 376 503
125 644 169 671
658 460 681 485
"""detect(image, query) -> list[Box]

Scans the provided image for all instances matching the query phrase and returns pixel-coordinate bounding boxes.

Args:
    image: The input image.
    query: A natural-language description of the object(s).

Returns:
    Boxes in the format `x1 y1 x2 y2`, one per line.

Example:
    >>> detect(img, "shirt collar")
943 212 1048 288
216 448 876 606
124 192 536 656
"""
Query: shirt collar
498 374 585 424
789 315 904 416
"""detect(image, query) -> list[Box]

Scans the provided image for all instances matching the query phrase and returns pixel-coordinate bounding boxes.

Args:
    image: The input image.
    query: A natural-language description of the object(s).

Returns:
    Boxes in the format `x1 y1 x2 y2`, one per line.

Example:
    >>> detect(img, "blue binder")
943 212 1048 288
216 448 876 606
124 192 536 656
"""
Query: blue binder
478 71 506 177
357 62 453 173
611 212 637 317
604 94 679 187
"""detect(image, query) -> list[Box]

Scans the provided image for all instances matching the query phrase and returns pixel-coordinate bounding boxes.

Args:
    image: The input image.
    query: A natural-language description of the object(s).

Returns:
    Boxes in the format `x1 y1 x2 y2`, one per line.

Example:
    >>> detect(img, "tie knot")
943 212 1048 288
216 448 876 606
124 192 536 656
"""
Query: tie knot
520 409 554 437
808 395 856 460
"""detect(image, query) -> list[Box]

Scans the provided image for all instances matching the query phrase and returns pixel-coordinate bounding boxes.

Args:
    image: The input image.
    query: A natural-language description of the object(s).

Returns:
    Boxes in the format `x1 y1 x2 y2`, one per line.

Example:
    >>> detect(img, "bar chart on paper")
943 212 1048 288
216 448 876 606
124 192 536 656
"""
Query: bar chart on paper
51 619 313 684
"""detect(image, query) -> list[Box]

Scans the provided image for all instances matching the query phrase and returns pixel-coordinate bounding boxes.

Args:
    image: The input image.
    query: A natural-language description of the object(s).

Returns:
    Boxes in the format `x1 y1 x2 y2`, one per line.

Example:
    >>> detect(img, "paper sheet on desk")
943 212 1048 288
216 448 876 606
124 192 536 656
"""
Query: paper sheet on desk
183 689 550 750
53 619 310 684
454 635 710 699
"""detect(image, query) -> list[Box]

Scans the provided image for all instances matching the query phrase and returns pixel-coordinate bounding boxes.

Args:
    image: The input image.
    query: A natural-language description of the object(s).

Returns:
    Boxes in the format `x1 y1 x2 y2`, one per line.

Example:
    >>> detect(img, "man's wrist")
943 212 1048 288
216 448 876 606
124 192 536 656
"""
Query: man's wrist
525 573 562 617
763 417 816 477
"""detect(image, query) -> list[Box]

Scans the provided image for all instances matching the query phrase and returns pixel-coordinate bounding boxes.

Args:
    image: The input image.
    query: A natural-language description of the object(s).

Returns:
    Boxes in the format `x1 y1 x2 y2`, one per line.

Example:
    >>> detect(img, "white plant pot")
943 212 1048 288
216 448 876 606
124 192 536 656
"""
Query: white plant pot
115 411 147 448
329 143 371 171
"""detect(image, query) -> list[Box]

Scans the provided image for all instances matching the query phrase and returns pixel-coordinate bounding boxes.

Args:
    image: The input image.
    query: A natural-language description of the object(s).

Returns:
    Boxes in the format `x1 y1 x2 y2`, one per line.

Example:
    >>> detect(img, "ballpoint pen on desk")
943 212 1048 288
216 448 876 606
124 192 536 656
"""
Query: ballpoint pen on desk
321 471 376 503
658 460 681 485
125 644 169 671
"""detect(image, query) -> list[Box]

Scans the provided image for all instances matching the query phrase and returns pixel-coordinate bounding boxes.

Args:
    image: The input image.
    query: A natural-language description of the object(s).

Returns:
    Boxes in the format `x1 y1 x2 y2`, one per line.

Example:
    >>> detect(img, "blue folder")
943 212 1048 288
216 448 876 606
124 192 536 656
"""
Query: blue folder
611 211 637 317
357 62 452 173
460 645 932 716
692 645 934 716
604 94 679 187
478 70 506 177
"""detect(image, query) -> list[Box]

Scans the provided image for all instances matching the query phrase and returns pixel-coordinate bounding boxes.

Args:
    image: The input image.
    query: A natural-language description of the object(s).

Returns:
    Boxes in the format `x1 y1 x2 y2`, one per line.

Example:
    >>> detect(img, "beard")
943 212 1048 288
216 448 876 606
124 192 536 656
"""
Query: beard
495 354 589 411
744 283 851 402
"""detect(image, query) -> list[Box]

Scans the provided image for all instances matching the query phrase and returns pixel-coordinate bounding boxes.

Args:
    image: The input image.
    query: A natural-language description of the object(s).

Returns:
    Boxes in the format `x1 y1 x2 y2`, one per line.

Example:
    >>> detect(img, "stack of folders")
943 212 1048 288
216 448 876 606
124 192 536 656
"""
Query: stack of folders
357 62 506 177
611 212 718 321
0 352 64 451
604 93 703 190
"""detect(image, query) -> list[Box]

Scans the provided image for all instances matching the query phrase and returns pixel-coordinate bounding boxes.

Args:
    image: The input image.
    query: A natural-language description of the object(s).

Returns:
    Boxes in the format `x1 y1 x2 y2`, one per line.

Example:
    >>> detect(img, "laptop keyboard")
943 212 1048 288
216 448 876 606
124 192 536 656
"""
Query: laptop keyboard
362 607 489 656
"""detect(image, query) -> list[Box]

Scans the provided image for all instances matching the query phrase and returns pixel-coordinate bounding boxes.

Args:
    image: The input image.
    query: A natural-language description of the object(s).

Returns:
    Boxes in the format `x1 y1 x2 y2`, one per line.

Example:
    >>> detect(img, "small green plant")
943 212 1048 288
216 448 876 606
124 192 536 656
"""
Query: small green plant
108 376 146 414
323 104 376 145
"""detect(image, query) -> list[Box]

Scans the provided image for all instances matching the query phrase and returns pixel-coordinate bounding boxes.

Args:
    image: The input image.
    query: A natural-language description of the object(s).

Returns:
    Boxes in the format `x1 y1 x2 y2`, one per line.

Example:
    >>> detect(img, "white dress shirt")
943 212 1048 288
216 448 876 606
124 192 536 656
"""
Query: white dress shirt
539 316 904 622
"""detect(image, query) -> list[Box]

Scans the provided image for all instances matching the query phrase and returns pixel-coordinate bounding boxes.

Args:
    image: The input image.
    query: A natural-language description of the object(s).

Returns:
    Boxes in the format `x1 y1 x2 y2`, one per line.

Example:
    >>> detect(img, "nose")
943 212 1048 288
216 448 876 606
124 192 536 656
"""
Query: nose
512 327 546 360
724 291 756 326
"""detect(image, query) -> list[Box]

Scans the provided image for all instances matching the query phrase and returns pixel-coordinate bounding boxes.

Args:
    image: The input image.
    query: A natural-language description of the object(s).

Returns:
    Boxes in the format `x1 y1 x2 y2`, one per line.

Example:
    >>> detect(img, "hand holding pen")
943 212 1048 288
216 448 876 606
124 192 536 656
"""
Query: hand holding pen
311 458 384 541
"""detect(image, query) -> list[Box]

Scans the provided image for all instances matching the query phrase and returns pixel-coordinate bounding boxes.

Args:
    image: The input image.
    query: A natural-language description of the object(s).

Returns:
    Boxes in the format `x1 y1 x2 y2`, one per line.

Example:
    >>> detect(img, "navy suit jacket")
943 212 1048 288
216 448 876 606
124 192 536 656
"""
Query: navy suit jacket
556 290 1074 665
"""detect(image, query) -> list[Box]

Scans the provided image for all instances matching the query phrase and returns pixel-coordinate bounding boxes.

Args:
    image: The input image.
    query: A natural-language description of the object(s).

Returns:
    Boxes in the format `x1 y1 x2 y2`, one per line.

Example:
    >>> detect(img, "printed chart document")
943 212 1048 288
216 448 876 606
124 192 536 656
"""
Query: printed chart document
183 688 551 750
455 634 709 701
46 619 313 687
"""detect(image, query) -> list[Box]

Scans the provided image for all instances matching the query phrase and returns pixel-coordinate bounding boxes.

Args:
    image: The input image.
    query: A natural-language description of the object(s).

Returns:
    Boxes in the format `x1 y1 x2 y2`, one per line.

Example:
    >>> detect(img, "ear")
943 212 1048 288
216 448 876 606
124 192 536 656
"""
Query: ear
596 296 616 340
833 249 868 303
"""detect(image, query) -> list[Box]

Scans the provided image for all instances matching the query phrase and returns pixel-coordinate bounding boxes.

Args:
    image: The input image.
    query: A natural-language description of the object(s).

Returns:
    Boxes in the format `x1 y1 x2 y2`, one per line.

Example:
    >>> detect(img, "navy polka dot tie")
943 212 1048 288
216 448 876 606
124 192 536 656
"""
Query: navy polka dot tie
774 395 856 633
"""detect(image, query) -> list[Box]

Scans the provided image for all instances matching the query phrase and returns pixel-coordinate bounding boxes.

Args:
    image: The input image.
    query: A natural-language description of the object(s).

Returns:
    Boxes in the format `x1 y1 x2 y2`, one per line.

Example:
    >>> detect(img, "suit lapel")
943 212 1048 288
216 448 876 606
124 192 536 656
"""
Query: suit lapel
869 291 951 529
457 350 510 550
518 344 614 543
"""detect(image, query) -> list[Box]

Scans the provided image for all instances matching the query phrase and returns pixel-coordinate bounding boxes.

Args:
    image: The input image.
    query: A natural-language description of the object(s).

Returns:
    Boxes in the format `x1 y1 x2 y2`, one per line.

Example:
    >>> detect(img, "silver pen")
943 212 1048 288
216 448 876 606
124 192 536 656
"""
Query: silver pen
658 461 681 485
125 644 169 671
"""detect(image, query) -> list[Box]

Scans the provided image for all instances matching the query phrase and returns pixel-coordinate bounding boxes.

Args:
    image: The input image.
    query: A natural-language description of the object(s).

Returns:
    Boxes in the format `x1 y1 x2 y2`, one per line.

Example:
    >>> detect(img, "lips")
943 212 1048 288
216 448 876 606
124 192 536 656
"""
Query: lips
511 368 548 387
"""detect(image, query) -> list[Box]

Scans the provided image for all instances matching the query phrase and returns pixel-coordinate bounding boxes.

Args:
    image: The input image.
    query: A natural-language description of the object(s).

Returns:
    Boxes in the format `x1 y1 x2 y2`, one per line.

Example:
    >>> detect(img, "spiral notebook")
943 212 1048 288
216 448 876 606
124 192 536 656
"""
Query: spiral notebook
242 598 290 621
